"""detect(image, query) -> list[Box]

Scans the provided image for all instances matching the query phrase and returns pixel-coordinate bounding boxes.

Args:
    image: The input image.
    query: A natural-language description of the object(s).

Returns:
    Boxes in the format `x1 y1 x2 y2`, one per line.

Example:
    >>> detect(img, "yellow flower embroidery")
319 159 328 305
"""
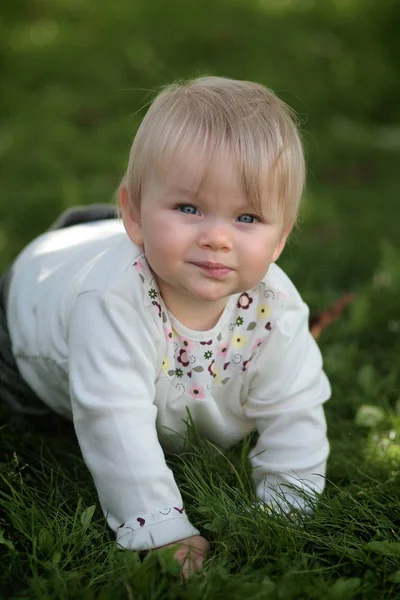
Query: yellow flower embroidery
162 356 170 374
211 366 222 385
231 334 248 349
257 304 271 319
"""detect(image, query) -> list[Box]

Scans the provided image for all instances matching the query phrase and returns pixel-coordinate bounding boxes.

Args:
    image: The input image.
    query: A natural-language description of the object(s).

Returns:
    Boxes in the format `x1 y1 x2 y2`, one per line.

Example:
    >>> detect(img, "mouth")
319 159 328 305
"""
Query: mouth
192 261 233 279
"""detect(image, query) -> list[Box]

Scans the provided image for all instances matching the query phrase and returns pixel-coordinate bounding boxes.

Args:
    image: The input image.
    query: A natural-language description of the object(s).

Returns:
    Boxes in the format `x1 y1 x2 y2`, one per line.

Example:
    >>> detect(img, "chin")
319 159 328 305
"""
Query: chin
192 290 230 303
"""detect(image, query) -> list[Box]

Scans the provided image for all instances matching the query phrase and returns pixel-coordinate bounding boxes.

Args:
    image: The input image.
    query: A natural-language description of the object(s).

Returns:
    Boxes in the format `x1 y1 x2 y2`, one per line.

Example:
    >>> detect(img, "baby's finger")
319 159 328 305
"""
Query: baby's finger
194 555 206 573
180 557 195 580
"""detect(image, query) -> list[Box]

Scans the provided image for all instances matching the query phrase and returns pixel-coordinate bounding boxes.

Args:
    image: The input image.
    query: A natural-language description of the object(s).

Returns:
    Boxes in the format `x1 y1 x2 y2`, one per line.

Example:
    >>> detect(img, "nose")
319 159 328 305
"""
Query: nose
197 218 233 251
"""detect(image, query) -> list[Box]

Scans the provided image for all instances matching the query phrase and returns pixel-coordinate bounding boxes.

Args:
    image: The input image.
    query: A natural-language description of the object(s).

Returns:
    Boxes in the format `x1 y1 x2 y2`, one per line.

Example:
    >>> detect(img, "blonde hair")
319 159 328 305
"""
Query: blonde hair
120 76 305 229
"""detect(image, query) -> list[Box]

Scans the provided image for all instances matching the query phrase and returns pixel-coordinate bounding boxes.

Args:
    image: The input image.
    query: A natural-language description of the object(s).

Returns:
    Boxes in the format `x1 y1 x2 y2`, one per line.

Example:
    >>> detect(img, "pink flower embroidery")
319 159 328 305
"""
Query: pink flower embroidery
217 342 230 357
237 292 253 310
133 259 144 272
180 337 194 352
189 384 206 399
177 349 190 367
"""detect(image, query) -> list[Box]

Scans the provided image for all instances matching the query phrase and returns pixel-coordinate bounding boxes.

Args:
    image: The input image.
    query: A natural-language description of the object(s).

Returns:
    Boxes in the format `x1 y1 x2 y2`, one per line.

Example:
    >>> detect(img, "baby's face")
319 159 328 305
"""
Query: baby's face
124 150 289 326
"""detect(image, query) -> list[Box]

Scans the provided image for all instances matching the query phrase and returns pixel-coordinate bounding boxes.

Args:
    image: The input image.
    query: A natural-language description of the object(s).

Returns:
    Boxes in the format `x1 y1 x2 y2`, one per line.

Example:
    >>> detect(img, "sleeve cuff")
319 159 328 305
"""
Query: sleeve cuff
115 508 199 550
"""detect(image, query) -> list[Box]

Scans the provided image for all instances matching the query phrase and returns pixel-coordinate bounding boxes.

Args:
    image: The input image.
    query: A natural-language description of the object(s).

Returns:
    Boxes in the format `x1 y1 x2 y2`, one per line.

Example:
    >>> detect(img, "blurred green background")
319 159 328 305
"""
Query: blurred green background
1 4 400 595
1 0 399 305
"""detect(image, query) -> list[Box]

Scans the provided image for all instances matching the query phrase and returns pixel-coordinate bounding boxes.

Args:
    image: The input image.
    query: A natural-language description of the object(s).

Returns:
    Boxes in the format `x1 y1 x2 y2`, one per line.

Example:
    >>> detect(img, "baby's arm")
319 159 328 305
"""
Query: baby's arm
245 289 331 513
68 292 200 551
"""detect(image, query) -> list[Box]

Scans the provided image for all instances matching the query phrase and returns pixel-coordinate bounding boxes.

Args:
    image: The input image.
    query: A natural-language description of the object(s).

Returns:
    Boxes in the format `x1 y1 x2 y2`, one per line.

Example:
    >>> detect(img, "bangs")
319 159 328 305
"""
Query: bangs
124 77 305 228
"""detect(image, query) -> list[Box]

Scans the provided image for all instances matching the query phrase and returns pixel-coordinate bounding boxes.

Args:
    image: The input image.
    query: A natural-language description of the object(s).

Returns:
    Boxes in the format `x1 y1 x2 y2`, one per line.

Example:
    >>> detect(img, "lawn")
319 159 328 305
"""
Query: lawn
1 1 400 598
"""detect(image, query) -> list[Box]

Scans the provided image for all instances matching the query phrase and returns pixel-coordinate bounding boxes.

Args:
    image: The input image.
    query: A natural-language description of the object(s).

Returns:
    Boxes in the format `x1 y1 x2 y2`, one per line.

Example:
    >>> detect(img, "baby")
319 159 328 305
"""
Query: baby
0 76 330 577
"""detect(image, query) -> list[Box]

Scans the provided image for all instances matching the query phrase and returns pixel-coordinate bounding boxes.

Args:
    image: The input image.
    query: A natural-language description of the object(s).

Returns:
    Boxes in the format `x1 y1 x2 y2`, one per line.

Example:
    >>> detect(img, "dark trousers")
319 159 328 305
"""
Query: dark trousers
0 204 117 415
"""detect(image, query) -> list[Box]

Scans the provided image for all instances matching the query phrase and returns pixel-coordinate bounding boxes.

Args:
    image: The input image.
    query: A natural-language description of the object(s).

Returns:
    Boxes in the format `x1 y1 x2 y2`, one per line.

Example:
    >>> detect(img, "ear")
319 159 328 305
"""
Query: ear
271 222 293 263
119 183 143 247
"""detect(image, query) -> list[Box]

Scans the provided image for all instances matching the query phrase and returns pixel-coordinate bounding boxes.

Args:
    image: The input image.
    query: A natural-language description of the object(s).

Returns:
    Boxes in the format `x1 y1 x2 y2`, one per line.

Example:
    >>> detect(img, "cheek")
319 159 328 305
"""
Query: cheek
239 235 269 257
142 221 186 259
239 236 277 269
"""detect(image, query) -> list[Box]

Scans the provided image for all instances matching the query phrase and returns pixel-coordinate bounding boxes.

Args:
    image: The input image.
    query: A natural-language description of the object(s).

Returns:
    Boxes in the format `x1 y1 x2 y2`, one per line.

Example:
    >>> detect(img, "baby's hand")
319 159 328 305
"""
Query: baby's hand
158 535 209 579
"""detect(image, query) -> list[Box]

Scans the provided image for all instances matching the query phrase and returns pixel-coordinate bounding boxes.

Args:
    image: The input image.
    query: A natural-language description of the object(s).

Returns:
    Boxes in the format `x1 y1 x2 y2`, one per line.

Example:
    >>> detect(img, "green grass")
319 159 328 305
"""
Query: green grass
1 0 400 598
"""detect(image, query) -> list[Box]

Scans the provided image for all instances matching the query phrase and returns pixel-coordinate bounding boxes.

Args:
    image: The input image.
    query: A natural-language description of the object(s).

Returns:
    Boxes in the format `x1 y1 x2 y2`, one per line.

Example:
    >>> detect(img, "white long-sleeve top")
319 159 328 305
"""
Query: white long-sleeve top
7 219 331 550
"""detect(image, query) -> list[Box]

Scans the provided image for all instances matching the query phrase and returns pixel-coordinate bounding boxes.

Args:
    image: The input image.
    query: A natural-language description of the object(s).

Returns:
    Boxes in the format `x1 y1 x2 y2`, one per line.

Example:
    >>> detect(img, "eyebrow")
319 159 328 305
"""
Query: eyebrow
166 185 199 198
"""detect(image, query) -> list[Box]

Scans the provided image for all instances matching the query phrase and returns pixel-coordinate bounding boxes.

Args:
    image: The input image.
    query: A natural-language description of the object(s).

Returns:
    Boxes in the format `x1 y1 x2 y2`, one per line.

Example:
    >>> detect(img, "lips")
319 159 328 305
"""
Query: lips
192 261 233 278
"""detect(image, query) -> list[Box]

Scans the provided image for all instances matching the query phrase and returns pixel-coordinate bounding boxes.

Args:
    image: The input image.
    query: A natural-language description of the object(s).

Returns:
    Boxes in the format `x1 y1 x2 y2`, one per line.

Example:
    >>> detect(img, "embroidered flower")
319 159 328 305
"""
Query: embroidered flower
217 342 229 357
211 366 222 384
236 316 244 326
133 259 144 271
257 304 271 319
148 288 158 300
175 368 183 378
189 384 206 399
231 334 248 349
162 356 170 374
177 349 190 367
237 292 253 310
180 337 194 351
152 301 161 318
204 350 213 360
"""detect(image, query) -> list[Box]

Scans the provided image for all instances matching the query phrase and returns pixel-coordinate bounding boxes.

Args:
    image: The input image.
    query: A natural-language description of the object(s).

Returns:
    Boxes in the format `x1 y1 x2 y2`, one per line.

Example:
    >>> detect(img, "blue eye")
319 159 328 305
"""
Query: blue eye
177 204 199 215
237 214 258 224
